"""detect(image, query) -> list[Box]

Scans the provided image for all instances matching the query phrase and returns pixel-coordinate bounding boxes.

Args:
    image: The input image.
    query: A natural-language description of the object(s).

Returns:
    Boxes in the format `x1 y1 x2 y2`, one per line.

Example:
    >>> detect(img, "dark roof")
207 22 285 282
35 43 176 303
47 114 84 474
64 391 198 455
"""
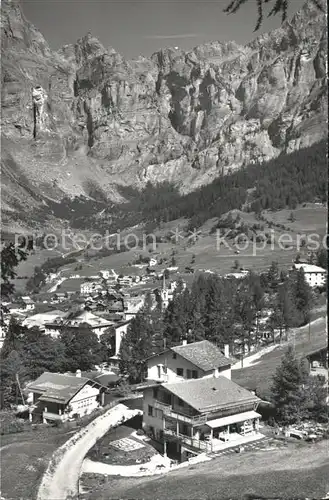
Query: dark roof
171 340 231 371
28 372 100 404
163 376 260 413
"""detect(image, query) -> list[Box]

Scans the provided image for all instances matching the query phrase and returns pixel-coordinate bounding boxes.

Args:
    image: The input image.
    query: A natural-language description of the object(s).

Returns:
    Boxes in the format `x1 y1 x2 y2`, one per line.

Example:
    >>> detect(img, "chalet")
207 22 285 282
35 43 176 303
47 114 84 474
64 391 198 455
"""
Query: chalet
145 340 232 383
80 281 102 296
304 345 328 382
27 371 106 423
103 320 132 366
117 276 133 287
143 376 262 460
21 296 35 311
107 293 125 313
124 296 145 320
291 264 327 288
22 310 66 331
44 310 114 339
50 293 66 304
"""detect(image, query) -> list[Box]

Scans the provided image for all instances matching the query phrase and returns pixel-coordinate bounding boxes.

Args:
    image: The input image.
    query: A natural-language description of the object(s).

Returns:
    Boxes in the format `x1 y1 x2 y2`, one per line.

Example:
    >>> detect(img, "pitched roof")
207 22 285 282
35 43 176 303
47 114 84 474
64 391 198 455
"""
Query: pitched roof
27 372 98 404
171 340 231 371
293 264 327 273
163 376 260 413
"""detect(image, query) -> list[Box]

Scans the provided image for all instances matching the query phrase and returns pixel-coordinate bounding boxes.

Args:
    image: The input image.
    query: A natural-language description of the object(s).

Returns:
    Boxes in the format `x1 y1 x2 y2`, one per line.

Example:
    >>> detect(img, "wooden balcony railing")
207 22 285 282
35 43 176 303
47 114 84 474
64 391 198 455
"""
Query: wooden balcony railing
43 411 67 421
164 428 211 452
154 400 208 425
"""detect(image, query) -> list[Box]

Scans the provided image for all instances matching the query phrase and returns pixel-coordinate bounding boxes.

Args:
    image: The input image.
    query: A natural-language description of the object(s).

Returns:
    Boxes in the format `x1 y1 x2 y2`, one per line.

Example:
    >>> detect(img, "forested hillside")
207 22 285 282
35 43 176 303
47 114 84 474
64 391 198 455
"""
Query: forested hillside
35 139 327 232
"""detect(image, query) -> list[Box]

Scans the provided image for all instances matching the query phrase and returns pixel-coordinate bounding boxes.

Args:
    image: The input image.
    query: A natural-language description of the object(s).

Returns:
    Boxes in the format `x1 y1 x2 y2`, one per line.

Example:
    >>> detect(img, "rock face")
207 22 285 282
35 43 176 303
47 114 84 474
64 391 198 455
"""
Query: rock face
1 0 327 226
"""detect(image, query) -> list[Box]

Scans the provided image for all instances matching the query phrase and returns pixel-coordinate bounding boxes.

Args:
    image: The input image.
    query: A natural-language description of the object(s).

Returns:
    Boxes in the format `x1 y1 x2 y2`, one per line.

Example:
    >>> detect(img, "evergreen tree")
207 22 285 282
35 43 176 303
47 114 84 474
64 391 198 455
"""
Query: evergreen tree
119 312 154 383
163 291 190 346
1 317 26 358
267 261 280 290
270 283 299 342
21 328 67 379
99 327 116 360
299 375 328 423
316 248 327 269
60 328 102 372
1 242 28 322
270 346 308 425
0 350 26 407
291 269 313 324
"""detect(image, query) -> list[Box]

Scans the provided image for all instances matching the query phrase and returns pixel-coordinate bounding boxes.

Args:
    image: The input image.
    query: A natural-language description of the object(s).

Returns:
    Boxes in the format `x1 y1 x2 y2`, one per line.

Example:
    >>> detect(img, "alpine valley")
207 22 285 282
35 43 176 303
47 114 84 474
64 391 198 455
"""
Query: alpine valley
1 0 327 232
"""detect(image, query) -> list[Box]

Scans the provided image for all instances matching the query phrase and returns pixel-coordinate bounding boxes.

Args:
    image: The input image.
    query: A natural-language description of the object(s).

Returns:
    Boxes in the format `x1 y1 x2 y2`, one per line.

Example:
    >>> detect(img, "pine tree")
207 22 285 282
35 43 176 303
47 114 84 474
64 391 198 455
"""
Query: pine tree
270 346 308 425
1 242 28 322
0 350 26 407
119 312 154 384
22 328 67 379
1 317 26 358
267 261 280 290
99 327 116 360
291 269 313 325
60 328 102 372
316 248 327 269
299 375 328 423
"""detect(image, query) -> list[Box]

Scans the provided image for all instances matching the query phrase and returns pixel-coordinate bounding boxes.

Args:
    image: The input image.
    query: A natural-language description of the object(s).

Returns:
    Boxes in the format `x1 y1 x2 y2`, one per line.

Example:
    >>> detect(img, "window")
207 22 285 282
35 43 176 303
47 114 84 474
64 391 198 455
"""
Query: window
153 388 158 399
148 405 154 417
155 408 163 419
177 398 184 407
172 353 177 359
157 365 161 378
186 369 192 379
163 364 167 374
177 368 184 376
192 370 198 379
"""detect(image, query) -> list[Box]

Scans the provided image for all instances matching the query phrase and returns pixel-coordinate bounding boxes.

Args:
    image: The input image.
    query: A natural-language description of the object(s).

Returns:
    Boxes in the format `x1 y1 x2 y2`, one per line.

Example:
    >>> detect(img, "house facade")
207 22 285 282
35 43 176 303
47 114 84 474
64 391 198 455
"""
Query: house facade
22 310 66 331
140 340 263 460
80 281 102 296
146 340 232 383
142 376 262 460
44 310 114 339
305 346 328 382
292 264 327 288
28 371 105 423
21 297 35 311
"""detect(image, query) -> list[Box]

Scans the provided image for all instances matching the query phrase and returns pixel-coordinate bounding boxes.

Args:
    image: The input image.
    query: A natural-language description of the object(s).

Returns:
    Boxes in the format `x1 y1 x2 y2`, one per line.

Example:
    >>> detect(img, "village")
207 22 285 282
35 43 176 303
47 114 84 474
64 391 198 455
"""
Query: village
0 248 328 499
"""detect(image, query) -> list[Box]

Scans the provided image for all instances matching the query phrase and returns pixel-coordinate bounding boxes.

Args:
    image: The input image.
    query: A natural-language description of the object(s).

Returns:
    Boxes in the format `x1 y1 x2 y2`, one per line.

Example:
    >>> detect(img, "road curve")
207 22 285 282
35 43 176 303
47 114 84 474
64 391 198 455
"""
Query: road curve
37 403 141 500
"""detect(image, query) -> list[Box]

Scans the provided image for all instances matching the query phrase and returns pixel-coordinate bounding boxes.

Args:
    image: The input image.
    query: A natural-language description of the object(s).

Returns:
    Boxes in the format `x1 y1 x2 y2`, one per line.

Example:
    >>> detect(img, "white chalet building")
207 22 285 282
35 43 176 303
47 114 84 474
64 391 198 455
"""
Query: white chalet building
27 371 106 423
292 264 327 288
145 340 232 383
141 340 263 460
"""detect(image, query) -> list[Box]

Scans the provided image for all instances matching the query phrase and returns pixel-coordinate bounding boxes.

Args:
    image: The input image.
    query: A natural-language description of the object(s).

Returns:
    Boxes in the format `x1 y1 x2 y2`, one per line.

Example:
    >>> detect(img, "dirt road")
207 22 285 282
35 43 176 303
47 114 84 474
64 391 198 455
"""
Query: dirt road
37 404 141 500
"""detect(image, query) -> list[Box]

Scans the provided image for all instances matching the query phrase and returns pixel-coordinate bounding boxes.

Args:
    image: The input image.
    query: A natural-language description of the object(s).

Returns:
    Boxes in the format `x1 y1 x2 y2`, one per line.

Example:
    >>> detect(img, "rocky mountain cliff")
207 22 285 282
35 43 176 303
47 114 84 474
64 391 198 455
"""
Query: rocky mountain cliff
1 0 327 229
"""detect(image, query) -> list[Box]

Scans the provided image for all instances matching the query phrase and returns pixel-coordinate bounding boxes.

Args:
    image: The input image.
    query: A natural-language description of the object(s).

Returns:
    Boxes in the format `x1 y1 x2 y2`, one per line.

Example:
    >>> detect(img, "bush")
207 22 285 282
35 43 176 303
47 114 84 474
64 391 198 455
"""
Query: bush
0 412 26 435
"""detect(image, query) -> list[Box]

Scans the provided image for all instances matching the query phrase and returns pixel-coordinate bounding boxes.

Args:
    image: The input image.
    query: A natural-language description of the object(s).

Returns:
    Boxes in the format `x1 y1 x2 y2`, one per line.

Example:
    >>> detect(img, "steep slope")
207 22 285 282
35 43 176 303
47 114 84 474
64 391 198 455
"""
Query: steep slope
1 0 327 230
1 0 124 227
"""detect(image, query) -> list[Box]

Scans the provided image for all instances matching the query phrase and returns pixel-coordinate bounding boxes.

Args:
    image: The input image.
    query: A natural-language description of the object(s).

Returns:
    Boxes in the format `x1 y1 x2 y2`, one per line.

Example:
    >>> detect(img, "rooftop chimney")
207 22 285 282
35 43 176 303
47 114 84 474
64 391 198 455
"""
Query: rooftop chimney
224 344 230 358
76 369 82 378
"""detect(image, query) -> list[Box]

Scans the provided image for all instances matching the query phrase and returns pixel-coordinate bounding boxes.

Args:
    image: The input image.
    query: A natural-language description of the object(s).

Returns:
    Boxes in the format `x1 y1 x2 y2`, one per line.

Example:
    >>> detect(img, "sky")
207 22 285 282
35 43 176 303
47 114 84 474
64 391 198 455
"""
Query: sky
21 0 306 59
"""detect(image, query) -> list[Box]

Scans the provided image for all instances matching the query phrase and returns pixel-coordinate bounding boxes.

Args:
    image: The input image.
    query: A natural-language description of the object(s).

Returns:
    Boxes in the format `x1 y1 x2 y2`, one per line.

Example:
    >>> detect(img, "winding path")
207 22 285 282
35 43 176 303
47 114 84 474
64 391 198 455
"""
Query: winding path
37 404 141 500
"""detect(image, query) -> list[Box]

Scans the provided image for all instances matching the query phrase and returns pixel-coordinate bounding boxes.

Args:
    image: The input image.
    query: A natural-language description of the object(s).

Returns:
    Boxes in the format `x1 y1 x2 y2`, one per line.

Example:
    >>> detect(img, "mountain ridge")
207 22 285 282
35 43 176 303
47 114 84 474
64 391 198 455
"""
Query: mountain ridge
1 0 327 231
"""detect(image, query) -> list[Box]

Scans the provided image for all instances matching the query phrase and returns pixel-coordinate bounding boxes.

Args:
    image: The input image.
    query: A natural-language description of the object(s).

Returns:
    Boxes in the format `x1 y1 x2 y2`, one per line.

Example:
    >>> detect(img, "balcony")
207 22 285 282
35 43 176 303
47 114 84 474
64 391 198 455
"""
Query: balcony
42 411 67 422
154 400 208 425
164 429 211 452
